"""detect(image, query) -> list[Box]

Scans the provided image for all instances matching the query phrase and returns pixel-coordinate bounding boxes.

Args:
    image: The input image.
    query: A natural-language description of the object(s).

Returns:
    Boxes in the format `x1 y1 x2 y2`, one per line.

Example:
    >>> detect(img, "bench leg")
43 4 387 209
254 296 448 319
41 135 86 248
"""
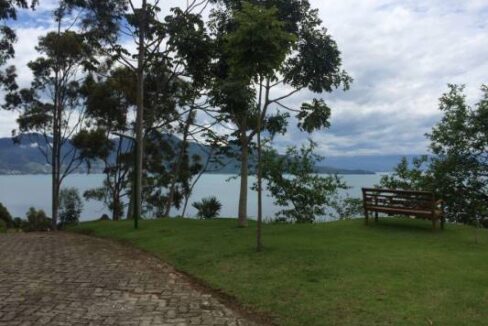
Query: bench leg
374 211 378 223
364 210 369 225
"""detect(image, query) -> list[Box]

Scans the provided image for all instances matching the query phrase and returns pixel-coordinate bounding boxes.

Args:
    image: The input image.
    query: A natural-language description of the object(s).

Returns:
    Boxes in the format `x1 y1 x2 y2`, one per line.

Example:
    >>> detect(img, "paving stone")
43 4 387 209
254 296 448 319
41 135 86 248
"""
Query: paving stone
0 233 259 326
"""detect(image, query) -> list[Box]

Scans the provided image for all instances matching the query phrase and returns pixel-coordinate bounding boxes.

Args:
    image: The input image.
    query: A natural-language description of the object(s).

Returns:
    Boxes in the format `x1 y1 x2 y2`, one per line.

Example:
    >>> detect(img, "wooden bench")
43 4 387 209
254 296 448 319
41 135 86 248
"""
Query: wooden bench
362 188 445 230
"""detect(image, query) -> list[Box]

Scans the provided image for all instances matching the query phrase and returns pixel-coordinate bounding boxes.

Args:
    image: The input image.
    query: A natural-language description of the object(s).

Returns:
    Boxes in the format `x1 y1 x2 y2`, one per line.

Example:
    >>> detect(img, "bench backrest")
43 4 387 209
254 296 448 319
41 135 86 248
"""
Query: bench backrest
362 188 436 211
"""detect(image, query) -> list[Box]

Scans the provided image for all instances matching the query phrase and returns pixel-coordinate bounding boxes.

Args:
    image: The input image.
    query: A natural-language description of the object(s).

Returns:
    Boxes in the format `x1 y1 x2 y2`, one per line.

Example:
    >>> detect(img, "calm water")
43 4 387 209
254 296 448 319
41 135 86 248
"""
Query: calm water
0 174 385 221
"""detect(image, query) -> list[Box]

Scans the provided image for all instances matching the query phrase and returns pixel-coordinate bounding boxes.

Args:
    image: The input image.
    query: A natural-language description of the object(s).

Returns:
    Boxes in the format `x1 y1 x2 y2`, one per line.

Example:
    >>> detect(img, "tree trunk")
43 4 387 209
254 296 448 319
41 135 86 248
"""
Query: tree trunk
51 19 61 230
113 190 120 221
134 0 147 229
51 139 59 229
238 127 249 227
126 189 135 219
180 147 214 218
256 78 263 252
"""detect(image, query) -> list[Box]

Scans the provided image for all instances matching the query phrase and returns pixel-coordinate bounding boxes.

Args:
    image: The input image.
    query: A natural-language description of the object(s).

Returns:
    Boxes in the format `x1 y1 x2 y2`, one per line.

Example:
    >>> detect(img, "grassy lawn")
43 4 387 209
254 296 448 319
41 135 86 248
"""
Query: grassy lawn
71 218 488 325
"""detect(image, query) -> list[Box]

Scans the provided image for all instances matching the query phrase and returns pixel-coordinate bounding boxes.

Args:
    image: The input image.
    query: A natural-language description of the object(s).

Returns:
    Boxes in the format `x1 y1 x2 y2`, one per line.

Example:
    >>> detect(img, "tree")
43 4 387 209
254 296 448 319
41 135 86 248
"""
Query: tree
429 85 488 226
379 84 488 228
209 0 351 231
218 2 295 250
59 187 83 227
73 69 134 221
75 64 211 221
0 202 13 228
379 156 432 191
262 140 348 223
24 207 51 232
3 5 95 229
67 0 214 226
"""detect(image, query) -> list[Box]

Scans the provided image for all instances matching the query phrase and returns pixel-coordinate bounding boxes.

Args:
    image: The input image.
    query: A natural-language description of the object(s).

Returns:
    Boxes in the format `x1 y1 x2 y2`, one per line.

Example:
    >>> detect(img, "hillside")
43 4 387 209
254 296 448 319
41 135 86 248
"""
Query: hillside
72 218 488 326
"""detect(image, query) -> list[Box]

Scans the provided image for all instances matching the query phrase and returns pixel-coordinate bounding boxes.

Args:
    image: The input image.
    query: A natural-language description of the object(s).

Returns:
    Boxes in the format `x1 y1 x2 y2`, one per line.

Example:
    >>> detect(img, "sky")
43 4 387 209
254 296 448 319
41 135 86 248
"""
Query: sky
0 0 487 157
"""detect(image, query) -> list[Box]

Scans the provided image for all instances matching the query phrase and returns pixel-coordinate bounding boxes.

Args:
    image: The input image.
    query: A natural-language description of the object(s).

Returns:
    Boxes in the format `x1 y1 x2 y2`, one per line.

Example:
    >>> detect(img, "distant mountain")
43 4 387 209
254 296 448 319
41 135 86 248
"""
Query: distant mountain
315 166 375 175
0 133 377 175
321 155 426 173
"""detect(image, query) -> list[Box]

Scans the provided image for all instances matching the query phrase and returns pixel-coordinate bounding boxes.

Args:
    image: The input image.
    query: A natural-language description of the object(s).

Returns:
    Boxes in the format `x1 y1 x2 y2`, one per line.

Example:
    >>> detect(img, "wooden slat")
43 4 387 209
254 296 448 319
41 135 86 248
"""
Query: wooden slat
366 206 431 216
362 187 433 196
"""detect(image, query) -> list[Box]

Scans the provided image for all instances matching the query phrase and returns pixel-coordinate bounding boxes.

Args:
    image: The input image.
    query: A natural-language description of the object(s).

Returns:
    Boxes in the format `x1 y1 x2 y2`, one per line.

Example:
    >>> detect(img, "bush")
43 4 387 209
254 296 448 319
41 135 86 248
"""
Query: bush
12 217 25 229
331 196 364 220
0 202 13 229
0 219 6 233
192 197 222 219
59 188 83 228
24 207 51 232
99 214 110 221
262 141 348 223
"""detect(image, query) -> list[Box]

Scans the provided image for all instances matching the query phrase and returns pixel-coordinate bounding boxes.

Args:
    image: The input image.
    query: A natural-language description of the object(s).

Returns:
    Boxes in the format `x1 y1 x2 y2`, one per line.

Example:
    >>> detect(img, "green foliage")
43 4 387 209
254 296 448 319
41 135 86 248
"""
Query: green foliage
72 129 114 163
23 207 51 232
224 2 295 79
59 188 83 227
12 217 24 229
379 156 432 191
428 84 488 225
0 202 13 228
0 219 6 233
297 99 331 133
192 196 223 219
379 85 488 227
0 1 38 65
262 140 348 223
331 196 363 220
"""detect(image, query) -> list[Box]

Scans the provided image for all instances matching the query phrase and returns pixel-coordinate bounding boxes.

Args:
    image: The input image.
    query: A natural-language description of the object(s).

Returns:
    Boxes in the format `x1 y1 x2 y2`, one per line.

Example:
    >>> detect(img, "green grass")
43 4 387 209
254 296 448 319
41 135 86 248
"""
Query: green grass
71 218 488 325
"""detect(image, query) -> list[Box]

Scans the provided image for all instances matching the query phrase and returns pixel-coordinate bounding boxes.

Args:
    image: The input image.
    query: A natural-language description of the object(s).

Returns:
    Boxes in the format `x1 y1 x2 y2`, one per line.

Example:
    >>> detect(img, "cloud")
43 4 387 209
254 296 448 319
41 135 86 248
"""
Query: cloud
286 0 488 156
1 0 487 158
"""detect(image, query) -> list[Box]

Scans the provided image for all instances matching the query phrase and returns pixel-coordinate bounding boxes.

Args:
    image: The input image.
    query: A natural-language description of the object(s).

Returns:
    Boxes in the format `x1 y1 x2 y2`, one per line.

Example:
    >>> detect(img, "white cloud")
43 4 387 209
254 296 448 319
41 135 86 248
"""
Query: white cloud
300 0 488 156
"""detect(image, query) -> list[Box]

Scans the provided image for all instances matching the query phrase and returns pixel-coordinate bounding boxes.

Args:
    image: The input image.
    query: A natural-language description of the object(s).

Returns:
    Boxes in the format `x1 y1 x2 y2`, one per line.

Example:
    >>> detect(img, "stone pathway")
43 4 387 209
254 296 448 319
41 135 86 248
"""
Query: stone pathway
0 233 260 326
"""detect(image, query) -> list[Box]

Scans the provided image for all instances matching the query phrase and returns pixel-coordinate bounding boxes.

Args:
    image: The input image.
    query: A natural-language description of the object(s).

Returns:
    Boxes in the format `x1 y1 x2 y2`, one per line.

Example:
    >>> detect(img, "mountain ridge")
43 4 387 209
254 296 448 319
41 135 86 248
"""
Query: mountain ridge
0 133 413 175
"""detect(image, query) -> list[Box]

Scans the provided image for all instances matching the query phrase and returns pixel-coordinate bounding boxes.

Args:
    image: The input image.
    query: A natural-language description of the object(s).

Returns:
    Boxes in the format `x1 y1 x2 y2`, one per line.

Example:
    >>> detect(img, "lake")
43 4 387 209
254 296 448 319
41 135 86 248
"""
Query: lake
0 174 386 221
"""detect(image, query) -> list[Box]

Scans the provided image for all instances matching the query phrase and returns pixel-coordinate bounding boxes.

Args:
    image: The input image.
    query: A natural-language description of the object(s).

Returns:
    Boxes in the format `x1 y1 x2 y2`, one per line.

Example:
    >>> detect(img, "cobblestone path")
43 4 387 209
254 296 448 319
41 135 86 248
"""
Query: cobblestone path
0 233 260 326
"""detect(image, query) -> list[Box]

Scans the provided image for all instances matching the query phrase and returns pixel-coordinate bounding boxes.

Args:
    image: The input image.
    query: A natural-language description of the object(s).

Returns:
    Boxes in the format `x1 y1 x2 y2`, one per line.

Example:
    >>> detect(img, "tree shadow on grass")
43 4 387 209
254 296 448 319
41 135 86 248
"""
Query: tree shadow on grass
368 218 438 234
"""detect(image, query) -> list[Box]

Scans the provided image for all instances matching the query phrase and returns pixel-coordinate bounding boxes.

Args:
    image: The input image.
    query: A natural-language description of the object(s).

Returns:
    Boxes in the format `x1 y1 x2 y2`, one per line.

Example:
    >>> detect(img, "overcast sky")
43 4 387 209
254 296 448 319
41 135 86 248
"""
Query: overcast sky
1 0 487 157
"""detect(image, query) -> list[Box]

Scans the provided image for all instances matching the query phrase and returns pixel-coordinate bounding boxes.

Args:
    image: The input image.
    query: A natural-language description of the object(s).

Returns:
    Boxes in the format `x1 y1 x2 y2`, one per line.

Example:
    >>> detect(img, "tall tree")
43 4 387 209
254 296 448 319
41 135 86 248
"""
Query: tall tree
73 70 134 221
209 0 351 229
3 5 95 228
429 85 488 225
380 84 488 227
66 0 213 225
223 2 294 250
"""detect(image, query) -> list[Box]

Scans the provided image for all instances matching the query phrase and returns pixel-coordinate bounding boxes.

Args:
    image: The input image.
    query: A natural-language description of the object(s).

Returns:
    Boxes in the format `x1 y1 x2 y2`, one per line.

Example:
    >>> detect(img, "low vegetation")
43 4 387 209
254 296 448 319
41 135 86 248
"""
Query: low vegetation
72 218 488 326
192 196 223 219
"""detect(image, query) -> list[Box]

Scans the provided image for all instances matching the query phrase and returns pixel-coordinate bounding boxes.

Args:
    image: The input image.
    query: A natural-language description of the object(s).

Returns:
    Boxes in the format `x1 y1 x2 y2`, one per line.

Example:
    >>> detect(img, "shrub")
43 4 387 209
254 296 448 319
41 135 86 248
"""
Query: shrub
262 141 348 223
0 202 13 229
59 188 83 228
24 207 51 232
331 196 364 220
0 219 6 233
12 217 25 229
192 197 222 219
99 214 110 221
